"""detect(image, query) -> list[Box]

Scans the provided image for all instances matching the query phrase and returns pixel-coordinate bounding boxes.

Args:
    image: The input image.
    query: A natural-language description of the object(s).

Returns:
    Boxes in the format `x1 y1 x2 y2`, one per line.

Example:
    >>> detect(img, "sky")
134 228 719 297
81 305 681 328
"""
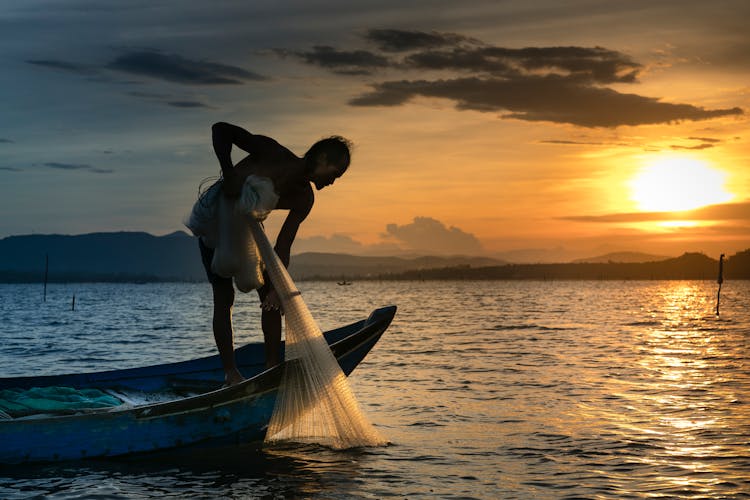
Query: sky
1 0 748 262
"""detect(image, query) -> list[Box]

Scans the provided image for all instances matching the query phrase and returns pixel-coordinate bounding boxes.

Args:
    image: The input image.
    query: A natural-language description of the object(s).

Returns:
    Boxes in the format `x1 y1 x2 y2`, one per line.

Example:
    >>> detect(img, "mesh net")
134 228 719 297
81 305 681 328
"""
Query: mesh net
248 219 388 449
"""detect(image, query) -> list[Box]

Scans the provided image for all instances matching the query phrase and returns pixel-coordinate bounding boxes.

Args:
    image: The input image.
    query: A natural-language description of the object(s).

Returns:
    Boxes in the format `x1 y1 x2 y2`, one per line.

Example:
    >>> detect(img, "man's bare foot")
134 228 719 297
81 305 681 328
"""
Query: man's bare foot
224 369 245 386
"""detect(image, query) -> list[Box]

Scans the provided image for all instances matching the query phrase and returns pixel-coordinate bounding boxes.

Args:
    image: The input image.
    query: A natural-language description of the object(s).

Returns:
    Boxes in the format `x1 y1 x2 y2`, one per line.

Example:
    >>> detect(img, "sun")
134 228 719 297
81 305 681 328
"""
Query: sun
629 156 733 212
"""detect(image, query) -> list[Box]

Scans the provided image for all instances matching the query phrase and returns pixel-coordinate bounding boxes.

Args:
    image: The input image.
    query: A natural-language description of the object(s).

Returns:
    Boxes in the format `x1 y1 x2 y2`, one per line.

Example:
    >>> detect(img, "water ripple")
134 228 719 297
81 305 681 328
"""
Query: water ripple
1 280 749 499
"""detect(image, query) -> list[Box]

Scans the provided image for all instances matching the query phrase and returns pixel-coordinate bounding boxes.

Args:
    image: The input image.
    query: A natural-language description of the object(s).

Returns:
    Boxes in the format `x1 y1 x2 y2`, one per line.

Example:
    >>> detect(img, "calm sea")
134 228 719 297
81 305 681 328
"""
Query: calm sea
0 280 748 499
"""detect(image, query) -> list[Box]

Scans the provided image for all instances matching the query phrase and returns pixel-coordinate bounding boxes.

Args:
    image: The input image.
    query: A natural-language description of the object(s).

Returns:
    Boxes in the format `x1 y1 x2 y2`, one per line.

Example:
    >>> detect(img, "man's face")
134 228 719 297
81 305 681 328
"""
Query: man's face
312 156 344 190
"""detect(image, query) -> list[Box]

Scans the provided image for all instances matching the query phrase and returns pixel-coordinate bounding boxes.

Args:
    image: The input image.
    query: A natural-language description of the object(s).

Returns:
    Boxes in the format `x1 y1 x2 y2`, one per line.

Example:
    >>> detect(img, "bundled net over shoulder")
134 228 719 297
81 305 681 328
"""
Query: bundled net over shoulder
248 219 388 449
186 175 279 292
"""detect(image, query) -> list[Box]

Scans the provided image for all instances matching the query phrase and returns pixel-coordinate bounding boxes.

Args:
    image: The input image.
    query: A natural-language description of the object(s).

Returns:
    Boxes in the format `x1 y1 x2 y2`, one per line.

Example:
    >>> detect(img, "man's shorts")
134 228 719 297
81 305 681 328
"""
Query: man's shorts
198 238 232 287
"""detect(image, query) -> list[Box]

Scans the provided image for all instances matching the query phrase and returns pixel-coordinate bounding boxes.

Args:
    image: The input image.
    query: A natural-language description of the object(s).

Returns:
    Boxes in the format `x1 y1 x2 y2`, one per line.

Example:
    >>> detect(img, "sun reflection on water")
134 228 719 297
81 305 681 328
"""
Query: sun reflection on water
578 281 748 496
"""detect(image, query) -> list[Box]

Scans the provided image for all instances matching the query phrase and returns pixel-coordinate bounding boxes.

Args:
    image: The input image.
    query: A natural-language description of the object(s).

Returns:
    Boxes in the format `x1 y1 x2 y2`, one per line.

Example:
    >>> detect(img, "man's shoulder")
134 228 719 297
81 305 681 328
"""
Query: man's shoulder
253 135 297 160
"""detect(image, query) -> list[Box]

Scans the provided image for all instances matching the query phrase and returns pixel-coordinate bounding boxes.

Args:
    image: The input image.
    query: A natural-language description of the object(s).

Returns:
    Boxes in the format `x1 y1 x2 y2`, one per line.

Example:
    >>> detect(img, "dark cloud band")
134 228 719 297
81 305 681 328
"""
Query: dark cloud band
403 45 640 84
562 202 750 223
42 162 113 174
167 100 210 108
282 45 391 75
284 28 743 128
107 51 266 85
365 29 477 52
349 76 742 128
26 59 96 75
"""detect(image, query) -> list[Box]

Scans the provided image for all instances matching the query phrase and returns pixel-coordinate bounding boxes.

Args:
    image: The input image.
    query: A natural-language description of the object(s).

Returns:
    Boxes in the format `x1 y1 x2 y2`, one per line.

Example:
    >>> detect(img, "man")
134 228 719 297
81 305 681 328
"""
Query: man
198 122 351 385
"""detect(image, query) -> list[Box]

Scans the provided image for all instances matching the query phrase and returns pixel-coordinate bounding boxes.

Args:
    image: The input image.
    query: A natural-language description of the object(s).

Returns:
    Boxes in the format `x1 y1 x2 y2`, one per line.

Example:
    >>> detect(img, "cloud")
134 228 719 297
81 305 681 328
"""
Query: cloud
687 136 721 143
124 90 212 109
0 166 22 172
107 51 266 84
42 162 113 174
365 31 642 84
562 201 750 223
670 136 722 150
279 46 390 75
166 100 211 108
670 143 715 150
365 29 478 52
281 28 744 128
292 233 415 256
44 162 92 170
384 216 483 255
688 202 750 221
128 91 171 99
402 45 641 84
294 233 366 254
26 59 97 76
539 139 628 146
349 76 742 127
0 138 14 143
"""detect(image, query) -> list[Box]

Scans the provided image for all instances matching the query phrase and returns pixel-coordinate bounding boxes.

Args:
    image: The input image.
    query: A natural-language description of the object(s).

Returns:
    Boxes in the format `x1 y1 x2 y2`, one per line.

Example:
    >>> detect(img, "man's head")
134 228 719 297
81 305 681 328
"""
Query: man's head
304 136 351 189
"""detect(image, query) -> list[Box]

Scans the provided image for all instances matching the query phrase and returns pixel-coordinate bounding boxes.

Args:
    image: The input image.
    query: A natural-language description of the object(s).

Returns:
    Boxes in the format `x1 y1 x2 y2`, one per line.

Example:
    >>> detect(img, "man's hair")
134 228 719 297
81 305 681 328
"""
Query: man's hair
304 136 352 174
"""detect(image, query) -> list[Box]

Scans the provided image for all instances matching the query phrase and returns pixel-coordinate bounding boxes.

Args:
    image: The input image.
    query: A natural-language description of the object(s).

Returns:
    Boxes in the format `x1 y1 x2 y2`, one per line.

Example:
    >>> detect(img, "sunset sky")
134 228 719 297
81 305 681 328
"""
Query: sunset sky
1 0 748 261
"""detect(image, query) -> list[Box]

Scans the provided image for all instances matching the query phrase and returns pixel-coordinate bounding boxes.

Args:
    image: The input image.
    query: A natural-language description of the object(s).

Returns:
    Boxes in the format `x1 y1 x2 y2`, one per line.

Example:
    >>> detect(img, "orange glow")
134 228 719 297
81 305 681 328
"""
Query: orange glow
629 156 733 212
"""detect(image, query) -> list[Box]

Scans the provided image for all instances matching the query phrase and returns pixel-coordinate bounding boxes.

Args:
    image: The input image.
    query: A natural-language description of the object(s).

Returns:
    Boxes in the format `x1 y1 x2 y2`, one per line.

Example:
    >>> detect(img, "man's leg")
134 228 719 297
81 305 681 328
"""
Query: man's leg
200 238 244 386
262 308 282 368
212 280 245 385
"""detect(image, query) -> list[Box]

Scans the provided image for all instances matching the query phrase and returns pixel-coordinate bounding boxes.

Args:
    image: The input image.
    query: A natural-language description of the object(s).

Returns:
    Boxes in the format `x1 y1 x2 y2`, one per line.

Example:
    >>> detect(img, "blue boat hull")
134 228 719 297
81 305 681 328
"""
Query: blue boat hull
0 305 396 464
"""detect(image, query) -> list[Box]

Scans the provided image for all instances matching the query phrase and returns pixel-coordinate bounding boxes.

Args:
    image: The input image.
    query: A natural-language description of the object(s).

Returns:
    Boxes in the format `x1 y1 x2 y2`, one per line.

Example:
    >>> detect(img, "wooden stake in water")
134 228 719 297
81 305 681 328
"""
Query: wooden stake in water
43 253 49 302
716 253 724 316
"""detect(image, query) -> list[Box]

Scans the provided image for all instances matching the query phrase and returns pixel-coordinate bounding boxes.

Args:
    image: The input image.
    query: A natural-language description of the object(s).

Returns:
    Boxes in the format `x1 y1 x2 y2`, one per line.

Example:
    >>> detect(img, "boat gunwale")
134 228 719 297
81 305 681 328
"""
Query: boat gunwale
1 305 396 423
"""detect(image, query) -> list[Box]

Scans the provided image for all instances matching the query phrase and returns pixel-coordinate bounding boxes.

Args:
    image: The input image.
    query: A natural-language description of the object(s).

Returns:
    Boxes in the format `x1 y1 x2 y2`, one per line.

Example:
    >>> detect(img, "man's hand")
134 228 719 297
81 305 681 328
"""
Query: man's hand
261 288 283 313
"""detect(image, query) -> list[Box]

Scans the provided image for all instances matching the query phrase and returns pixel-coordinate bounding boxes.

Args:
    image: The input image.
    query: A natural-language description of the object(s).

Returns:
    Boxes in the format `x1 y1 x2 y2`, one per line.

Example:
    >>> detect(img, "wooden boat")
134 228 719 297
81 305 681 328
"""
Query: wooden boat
0 305 396 464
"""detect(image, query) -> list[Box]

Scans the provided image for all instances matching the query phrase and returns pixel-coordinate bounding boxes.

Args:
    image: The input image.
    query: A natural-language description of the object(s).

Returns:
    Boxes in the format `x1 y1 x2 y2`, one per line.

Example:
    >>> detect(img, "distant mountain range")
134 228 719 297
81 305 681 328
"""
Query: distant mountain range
288 252 504 279
381 251 749 280
571 251 671 264
0 231 747 282
0 231 205 282
0 231 505 283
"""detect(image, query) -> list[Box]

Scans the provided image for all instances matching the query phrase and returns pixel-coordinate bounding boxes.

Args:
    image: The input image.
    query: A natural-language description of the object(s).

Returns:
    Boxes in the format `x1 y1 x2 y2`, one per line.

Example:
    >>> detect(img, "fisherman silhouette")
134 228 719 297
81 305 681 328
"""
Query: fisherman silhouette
187 122 351 385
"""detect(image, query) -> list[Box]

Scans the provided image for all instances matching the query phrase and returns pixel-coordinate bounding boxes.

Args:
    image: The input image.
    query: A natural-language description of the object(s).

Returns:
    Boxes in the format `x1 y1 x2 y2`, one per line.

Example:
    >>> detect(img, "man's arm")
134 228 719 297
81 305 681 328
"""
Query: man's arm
260 191 313 311
212 122 274 197
274 191 313 267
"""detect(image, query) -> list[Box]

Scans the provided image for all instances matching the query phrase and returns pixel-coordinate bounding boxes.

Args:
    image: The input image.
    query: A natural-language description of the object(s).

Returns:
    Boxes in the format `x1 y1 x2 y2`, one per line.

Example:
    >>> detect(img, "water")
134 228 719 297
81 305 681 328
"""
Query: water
1 280 748 499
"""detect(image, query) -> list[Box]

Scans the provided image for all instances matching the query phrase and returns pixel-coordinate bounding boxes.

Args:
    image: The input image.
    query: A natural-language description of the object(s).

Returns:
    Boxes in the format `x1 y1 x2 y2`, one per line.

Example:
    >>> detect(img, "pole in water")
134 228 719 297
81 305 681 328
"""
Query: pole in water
71 294 76 311
43 253 49 302
716 253 724 316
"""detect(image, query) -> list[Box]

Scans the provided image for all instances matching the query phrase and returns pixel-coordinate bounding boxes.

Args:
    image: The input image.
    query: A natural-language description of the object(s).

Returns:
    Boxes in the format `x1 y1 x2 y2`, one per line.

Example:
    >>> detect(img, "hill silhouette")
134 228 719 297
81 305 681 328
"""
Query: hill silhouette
0 231 505 283
374 251 750 281
288 252 504 279
0 231 747 282
572 251 671 264
0 231 204 282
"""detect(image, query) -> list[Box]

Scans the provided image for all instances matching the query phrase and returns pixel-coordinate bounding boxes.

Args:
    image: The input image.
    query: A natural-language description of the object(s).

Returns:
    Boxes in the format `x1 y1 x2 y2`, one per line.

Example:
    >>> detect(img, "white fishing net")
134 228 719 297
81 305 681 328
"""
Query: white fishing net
248 219 388 449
